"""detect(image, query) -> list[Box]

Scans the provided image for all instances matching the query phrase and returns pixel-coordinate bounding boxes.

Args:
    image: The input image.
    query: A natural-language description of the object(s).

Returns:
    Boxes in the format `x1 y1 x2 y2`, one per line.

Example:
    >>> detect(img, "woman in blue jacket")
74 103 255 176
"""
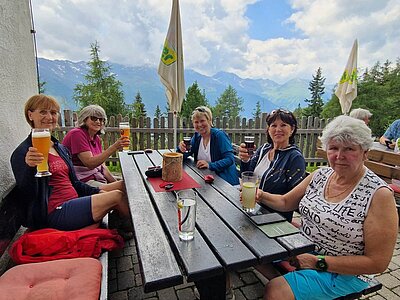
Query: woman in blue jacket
239 109 306 222
177 106 239 186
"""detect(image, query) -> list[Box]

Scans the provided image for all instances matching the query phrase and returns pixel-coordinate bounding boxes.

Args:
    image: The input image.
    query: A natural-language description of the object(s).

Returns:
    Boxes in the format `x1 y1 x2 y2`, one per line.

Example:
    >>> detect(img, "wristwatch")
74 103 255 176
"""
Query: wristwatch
315 255 328 271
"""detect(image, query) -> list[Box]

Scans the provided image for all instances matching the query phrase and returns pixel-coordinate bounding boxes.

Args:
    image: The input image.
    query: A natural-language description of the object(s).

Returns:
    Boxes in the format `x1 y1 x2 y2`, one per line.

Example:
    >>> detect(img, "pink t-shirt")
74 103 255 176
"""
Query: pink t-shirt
48 153 79 214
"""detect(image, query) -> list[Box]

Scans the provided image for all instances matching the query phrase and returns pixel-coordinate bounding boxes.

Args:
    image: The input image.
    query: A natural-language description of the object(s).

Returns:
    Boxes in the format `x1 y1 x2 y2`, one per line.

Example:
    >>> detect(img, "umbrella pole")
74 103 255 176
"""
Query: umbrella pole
173 110 177 152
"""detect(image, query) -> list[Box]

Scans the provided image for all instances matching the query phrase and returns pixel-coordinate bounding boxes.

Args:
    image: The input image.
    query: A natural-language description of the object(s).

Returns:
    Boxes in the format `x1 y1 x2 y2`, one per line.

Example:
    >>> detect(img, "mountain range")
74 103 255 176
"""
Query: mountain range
38 58 334 117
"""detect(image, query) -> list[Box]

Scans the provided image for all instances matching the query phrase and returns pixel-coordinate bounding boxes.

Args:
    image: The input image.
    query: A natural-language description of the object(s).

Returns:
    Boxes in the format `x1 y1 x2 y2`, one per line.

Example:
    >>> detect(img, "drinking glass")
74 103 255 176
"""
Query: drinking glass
119 122 130 152
177 190 197 241
241 171 257 213
32 128 52 177
244 136 255 156
183 136 192 152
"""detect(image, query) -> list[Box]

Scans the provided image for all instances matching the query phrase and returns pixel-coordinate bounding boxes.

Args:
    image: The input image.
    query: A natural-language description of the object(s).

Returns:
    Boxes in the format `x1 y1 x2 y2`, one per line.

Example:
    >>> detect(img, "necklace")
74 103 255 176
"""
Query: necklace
326 168 364 200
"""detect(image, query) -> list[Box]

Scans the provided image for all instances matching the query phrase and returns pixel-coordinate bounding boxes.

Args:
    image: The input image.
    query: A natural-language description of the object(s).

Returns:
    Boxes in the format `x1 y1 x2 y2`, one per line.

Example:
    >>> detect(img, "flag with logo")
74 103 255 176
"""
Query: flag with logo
158 0 185 113
335 39 358 115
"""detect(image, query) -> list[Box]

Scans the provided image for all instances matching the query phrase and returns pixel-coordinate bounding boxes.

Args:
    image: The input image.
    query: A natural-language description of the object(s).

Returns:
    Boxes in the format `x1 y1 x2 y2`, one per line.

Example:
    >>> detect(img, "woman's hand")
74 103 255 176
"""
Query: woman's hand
289 253 319 270
178 141 187 153
255 188 263 203
196 160 209 169
238 143 251 162
25 147 43 167
113 136 130 151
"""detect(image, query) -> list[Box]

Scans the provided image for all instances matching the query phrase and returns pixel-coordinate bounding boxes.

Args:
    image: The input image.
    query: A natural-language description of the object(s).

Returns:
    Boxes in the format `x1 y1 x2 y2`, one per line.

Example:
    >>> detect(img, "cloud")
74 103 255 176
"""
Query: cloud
32 0 400 84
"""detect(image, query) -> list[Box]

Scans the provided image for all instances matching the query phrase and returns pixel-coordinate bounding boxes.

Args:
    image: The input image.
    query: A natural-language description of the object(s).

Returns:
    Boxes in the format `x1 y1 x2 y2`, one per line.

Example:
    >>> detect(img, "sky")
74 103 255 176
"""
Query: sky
31 0 400 84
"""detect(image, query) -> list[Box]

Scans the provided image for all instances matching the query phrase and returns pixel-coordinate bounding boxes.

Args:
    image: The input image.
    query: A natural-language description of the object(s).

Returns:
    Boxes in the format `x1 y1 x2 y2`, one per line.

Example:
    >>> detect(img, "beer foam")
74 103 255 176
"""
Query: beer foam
32 130 50 137
119 124 130 128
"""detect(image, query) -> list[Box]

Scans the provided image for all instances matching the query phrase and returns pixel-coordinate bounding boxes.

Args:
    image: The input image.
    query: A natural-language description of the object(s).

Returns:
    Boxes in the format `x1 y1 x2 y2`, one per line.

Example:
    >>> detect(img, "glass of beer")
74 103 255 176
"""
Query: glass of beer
32 128 52 177
244 136 255 156
241 171 258 213
119 122 130 152
183 136 191 152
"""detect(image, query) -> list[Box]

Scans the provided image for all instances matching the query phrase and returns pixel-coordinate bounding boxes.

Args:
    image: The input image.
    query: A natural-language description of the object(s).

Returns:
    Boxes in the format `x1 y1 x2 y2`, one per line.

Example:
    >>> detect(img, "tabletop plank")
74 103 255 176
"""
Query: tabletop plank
119 152 183 292
133 152 224 282
148 150 258 271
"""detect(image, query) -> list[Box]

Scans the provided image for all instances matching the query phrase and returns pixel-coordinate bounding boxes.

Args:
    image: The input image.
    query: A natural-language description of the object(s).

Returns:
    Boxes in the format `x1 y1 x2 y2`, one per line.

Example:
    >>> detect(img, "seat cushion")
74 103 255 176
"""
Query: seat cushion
0 257 102 300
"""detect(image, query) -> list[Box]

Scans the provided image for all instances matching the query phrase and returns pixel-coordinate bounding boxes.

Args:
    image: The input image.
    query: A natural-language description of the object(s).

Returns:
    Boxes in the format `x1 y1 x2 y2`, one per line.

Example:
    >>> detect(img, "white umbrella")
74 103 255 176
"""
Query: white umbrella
158 0 185 149
335 39 358 115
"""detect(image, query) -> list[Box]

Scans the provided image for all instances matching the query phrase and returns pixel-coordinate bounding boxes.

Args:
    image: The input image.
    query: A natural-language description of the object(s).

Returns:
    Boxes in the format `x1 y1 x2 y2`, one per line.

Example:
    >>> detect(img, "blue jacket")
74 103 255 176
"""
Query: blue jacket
11 134 99 229
178 128 239 185
241 143 306 221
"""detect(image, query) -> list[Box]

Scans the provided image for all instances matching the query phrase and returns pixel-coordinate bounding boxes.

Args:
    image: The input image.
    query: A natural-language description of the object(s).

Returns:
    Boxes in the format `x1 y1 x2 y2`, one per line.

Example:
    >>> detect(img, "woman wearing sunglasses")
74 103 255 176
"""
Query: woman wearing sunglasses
11 95 131 233
63 105 130 187
238 109 306 222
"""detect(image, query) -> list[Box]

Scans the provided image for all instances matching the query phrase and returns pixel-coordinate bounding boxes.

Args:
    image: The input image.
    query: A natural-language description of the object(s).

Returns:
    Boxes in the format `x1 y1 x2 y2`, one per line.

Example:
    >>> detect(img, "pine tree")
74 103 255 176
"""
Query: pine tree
132 91 147 119
252 100 262 119
213 85 243 119
154 105 162 119
73 41 127 117
180 81 208 119
303 67 325 117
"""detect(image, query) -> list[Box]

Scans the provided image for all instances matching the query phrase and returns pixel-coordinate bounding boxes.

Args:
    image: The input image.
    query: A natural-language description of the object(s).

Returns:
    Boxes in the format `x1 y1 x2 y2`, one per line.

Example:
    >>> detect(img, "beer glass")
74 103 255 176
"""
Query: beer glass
32 128 52 177
244 136 255 156
183 136 192 152
119 122 130 152
177 190 197 241
241 171 257 213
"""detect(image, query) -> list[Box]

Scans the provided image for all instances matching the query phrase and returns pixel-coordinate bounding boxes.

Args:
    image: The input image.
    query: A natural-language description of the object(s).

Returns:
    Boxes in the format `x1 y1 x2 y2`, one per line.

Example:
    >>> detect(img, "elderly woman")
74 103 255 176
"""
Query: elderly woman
177 106 239 185
349 108 372 125
11 95 131 232
257 115 398 300
63 105 129 187
238 109 306 222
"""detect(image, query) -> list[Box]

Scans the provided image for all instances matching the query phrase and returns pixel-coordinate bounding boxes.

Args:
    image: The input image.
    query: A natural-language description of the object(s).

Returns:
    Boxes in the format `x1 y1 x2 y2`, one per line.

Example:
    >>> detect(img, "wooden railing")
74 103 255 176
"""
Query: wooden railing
54 110 329 166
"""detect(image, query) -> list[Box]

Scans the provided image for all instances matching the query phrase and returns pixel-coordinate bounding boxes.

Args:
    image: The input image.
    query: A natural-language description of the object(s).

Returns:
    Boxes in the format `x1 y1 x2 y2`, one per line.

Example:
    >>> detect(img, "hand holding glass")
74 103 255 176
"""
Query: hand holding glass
241 171 257 212
32 128 52 177
119 122 130 151
177 190 197 241
183 136 192 152
244 136 255 156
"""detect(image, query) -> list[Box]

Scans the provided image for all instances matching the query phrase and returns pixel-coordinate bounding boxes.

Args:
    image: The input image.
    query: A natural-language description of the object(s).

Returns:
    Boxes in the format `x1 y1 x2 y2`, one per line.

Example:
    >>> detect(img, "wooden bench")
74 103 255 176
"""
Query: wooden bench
0 186 109 300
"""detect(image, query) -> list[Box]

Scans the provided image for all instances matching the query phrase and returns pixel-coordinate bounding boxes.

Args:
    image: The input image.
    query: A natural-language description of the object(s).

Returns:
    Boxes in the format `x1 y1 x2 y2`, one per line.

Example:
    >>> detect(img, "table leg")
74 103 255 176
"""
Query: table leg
195 272 226 300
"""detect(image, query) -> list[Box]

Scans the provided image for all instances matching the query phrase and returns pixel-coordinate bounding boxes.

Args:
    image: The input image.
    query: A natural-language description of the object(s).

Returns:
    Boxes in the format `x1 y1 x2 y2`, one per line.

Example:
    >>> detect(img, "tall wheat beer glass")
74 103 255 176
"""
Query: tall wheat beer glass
32 128 52 177
119 122 130 152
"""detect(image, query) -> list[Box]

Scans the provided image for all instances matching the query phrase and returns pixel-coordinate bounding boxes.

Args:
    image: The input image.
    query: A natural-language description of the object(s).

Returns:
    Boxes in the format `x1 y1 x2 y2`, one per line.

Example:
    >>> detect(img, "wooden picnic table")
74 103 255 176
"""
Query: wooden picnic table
119 150 314 299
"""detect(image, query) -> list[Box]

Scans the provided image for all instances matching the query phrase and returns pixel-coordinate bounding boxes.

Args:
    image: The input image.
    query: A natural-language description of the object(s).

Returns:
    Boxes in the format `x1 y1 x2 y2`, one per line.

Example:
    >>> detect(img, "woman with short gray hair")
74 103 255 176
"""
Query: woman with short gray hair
349 108 372 125
256 115 397 300
63 105 130 186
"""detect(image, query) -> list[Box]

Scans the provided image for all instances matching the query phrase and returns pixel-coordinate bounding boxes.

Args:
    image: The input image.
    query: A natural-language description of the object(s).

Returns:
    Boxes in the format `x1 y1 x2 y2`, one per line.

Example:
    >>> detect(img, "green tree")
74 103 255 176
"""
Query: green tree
303 67 325 117
213 85 243 119
39 81 46 94
180 81 208 119
132 92 147 119
73 41 127 117
154 105 162 119
252 100 262 119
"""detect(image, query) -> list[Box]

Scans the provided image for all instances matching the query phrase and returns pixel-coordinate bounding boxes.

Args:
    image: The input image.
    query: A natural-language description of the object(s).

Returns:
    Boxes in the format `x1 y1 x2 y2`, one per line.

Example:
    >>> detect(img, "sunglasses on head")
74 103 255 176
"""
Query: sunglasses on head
270 109 290 115
195 107 206 113
90 116 104 123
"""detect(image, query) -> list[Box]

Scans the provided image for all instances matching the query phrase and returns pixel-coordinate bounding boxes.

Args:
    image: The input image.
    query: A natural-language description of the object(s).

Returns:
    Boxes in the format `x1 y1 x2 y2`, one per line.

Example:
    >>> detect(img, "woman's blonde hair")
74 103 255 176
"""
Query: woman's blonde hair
24 94 60 128
191 106 213 125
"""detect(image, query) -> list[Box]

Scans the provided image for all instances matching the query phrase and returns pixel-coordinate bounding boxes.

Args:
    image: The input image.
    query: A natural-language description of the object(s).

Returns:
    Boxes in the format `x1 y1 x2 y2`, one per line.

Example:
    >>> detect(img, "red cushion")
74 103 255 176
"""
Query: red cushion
0 258 102 300
389 183 400 194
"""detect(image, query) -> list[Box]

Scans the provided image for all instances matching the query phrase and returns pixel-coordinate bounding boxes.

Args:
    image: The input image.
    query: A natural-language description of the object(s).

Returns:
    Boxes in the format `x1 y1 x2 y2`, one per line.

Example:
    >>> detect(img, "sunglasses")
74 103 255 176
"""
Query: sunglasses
270 109 290 115
195 107 206 113
90 116 104 123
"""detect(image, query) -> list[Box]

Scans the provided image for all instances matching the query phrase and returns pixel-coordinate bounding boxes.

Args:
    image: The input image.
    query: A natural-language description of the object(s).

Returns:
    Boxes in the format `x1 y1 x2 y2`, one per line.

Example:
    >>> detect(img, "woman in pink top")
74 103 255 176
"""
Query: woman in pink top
63 105 130 187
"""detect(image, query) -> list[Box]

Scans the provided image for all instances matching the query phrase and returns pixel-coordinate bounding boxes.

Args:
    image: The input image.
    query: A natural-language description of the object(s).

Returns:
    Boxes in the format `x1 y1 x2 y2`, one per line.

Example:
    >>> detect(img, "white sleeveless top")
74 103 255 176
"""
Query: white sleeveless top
299 167 388 256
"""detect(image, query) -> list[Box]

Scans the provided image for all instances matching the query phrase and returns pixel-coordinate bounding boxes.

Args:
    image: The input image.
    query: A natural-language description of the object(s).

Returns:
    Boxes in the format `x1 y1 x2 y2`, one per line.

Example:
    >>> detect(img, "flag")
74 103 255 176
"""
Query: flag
335 39 358 115
158 0 185 113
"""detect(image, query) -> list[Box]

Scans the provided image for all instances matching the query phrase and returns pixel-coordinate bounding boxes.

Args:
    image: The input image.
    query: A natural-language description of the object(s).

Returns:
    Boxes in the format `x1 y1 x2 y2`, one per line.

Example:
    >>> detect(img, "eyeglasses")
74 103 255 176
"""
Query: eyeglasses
90 116 104 123
35 109 59 117
270 109 290 115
